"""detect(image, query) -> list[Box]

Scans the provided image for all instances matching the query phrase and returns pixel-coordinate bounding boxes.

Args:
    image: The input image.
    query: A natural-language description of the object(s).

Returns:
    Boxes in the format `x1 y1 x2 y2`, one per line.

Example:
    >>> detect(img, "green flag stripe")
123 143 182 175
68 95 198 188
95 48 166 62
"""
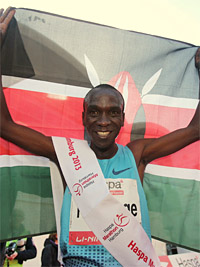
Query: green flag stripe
143 173 200 251
0 166 56 241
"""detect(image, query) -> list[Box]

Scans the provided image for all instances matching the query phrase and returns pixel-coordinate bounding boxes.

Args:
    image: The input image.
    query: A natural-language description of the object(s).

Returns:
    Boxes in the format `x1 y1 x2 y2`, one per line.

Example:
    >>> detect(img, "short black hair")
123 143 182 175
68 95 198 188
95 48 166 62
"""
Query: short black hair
83 84 124 111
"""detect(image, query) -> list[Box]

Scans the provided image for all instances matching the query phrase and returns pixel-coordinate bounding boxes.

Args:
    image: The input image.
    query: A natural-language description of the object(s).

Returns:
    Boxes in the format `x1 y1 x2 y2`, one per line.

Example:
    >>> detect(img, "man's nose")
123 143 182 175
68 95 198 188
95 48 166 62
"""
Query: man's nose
97 112 111 126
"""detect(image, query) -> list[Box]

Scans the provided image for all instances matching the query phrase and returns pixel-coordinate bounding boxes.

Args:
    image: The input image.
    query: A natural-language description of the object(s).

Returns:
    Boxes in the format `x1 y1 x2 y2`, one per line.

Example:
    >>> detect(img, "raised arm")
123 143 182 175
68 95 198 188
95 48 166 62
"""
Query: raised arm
0 7 15 45
142 102 198 158
195 46 200 72
128 101 199 181
0 8 56 162
128 47 200 181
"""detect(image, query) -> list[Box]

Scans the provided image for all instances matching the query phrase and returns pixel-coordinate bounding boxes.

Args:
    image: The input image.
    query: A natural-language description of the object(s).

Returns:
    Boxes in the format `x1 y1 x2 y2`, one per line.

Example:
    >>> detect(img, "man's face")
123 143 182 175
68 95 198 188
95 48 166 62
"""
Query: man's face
82 90 124 152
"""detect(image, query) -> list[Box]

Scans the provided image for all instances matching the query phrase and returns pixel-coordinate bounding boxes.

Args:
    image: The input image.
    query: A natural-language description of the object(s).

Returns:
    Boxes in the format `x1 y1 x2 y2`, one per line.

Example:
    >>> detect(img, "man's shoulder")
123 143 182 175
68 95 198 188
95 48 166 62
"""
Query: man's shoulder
126 138 154 166
126 139 146 151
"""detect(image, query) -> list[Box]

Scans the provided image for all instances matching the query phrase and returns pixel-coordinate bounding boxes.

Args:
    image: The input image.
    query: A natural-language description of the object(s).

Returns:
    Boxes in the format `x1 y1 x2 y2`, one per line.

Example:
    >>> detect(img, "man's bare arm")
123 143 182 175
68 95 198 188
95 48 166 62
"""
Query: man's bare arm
0 7 56 162
128 47 200 178
128 101 199 183
0 7 15 44
0 90 56 161
139 46 200 165
141 104 199 164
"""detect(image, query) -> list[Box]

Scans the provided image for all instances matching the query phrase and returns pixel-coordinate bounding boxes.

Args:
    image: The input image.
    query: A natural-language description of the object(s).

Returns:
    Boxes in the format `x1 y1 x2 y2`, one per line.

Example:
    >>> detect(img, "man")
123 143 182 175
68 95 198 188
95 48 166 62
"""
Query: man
3 237 37 267
0 7 199 267
41 233 60 267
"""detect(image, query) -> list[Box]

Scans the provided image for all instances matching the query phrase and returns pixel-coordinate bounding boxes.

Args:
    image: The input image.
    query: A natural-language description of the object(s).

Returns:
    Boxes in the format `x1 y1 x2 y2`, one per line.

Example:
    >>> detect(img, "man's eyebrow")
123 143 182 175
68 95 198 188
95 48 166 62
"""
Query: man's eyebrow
87 104 122 108
87 105 99 109
110 106 122 110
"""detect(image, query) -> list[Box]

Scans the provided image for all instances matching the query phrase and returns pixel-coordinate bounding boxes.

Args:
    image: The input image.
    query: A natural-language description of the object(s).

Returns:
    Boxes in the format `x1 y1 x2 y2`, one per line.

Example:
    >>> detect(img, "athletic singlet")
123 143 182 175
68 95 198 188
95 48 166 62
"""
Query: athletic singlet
60 144 151 267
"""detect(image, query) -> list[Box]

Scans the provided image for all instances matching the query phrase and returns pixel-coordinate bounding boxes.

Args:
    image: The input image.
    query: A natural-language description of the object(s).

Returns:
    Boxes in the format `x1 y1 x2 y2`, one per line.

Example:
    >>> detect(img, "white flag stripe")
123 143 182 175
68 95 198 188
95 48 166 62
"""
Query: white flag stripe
84 54 100 87
2 75 90 98
142 94 198 109
146 164 200 181
141 68 162 98
0 155 199 181
3 75 198 108
0 155 49 168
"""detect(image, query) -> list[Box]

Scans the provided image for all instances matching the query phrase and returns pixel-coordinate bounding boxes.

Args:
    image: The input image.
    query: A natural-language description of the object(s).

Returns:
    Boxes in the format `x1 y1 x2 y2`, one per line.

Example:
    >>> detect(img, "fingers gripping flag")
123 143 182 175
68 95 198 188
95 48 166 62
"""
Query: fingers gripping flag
1 8 199 251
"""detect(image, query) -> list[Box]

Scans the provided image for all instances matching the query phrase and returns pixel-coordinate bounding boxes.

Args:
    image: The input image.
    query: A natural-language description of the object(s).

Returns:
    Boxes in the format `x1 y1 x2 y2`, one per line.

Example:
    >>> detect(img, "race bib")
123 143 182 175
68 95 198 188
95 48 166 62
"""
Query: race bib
69 178 141 245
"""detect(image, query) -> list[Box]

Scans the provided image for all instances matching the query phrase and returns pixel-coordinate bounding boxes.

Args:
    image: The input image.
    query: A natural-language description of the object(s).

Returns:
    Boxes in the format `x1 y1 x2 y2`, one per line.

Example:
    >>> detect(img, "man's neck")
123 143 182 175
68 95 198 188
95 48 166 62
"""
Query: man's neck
90 143 118 159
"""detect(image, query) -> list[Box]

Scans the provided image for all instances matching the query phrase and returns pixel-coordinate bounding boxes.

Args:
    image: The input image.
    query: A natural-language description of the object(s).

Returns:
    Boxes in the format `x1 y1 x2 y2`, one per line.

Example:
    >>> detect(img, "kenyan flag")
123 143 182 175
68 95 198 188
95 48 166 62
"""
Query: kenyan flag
0 8 199 251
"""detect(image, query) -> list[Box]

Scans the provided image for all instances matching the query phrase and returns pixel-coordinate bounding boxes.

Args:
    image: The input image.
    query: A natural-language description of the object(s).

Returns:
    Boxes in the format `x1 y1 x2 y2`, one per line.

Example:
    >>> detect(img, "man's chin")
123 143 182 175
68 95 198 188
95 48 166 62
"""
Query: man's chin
90 139 115 152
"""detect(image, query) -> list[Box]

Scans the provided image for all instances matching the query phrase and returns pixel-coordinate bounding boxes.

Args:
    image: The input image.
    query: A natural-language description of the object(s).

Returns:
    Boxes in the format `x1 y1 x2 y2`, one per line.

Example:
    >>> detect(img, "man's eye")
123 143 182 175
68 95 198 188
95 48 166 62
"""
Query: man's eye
89 110 99 116
110 110 120 116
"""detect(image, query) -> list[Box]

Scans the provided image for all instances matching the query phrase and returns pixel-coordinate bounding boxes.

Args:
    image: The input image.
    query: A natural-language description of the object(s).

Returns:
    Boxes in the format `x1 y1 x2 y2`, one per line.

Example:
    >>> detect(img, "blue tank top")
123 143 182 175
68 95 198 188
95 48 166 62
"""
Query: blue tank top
60 144 151 267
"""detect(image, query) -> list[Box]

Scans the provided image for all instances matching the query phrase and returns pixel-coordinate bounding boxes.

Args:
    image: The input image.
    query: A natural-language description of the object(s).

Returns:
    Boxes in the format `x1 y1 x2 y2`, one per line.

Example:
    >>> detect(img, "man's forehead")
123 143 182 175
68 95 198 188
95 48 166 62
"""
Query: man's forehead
83 86 124 112
86 93 123 109
87 89 122 102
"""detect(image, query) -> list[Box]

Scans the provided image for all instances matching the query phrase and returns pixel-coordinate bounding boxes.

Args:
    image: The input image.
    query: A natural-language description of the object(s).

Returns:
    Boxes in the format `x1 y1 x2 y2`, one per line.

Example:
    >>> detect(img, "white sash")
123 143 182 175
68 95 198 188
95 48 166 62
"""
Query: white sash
52 136 160 267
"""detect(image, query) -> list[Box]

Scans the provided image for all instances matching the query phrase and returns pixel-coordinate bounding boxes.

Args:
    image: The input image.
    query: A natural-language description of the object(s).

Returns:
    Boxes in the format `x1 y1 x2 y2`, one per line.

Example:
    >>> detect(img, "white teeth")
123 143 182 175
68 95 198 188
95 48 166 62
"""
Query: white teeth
97 131 110 137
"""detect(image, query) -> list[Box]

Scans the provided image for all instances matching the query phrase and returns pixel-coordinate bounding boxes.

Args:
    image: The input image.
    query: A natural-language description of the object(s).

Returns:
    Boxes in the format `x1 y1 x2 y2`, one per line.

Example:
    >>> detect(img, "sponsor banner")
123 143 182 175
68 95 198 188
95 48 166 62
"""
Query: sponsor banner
159 252 200 267
69 231 100 246
52 137 109 217
86 194 160 266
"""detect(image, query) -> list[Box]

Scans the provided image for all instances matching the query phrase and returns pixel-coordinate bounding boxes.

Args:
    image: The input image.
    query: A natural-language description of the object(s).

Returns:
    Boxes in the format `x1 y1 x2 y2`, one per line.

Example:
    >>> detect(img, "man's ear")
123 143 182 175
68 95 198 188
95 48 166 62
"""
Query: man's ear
82 111 86 126
121 112 125 127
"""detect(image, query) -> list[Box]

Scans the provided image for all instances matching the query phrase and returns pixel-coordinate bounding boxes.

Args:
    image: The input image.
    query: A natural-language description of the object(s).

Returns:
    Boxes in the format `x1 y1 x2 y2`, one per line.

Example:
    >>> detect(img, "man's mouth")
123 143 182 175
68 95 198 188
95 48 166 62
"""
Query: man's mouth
97 131 110 138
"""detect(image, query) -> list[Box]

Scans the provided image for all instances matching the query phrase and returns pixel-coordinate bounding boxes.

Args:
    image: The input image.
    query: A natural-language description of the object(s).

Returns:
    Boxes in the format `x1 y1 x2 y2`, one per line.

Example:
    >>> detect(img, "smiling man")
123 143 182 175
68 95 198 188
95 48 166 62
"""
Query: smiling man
0 7 200 267
83 84 125 158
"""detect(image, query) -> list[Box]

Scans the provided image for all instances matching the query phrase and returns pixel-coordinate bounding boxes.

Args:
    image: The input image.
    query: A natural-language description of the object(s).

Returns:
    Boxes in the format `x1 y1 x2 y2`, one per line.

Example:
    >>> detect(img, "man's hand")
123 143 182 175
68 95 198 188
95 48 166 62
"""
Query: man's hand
0 7 15 43
6 251 18 261
195 47 200 70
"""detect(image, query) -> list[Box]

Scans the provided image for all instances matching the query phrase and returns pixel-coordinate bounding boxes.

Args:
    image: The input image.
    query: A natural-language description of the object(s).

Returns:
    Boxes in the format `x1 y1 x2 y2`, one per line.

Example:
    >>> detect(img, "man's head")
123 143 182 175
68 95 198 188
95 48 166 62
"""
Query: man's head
83 84 125 112
82 84 125 157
